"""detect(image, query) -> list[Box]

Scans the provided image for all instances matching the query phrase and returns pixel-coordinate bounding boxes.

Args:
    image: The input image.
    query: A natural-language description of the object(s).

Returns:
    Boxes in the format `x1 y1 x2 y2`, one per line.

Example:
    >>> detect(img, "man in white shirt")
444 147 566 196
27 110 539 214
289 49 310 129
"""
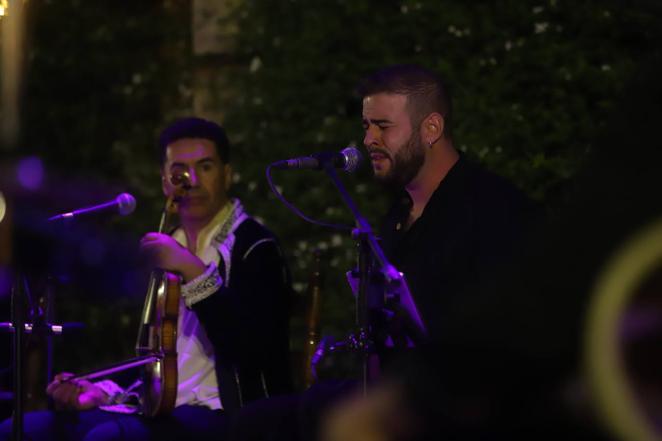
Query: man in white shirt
0 117 292 441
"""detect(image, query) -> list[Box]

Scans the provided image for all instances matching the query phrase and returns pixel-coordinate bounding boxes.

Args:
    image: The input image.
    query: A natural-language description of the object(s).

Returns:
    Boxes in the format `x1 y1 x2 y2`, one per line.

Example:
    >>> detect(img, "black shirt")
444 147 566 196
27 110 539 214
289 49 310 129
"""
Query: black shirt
380 155 535 340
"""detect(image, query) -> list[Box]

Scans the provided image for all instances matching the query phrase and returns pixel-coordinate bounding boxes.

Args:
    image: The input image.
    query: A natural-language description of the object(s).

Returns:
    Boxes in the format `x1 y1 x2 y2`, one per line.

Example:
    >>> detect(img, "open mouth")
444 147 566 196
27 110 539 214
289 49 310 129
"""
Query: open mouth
369 150 390 162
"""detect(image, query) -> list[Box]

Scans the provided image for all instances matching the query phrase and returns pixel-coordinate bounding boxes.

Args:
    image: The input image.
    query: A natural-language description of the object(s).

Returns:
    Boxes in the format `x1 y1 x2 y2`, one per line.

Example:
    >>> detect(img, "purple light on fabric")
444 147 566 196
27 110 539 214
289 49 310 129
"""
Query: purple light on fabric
16 156 44 190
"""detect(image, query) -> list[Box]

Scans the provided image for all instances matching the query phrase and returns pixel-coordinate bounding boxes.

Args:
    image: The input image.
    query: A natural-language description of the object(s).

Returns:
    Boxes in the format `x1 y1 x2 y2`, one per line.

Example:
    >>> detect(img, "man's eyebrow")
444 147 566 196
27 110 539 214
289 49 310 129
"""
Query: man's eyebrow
363 118 393 125
169 157 215 168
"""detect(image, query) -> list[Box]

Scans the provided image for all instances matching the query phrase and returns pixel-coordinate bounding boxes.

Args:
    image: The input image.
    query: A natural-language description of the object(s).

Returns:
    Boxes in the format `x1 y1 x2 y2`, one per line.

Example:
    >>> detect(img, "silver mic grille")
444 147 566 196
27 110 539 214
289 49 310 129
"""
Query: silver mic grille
116 193 137 216
341 147 363 173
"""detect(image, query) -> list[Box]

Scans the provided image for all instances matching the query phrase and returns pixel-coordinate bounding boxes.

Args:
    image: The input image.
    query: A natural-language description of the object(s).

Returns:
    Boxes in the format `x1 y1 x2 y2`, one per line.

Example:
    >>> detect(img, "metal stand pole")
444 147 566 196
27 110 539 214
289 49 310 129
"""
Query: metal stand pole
2 275 67 441
11 274 25 441
321 164 390 392
319 163 427 392
356 234 372 395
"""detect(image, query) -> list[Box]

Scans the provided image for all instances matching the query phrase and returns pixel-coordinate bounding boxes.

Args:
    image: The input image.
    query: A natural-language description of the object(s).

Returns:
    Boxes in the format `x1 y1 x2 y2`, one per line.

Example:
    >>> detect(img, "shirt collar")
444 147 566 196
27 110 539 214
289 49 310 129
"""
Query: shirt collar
173 199 238 257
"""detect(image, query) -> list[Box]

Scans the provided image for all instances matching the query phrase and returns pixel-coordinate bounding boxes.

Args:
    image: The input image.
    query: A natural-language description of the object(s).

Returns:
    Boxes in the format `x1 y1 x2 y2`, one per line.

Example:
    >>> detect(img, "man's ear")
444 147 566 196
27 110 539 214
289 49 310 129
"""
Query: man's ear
421 113 445 146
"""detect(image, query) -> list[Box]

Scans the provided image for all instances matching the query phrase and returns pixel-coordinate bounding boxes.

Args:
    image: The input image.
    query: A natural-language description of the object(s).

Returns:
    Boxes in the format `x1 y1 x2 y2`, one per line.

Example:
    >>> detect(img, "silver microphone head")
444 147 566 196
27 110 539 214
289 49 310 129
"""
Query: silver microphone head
116 193 137 216
341 146 363 173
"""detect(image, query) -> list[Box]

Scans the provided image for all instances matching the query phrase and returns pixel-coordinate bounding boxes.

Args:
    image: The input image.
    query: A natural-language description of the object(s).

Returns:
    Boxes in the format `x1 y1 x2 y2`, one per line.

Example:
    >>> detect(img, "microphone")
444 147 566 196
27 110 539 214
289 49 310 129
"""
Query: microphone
48 193 136 222
272 146 363 173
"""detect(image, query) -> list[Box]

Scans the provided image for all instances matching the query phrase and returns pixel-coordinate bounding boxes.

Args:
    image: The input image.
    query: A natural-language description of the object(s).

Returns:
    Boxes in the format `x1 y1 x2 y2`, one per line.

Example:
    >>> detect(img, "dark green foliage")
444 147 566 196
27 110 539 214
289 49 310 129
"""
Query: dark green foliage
221 0 662 343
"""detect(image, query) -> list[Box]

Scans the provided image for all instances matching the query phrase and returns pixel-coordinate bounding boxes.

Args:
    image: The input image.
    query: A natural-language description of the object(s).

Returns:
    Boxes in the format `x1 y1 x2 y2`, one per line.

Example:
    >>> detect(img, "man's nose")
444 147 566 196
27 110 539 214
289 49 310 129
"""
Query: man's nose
363 127 379 147
188 169 199 187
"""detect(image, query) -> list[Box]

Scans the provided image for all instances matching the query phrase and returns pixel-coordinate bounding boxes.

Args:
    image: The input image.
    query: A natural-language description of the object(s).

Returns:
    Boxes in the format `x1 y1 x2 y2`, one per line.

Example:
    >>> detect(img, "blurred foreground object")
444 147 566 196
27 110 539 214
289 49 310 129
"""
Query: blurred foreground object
1 0 26 150
586 218 662 441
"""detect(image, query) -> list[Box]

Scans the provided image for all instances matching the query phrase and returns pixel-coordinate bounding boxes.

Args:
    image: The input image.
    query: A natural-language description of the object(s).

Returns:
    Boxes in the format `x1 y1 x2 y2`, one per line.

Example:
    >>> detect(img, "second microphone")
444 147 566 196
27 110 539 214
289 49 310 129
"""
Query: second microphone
272 147 363 173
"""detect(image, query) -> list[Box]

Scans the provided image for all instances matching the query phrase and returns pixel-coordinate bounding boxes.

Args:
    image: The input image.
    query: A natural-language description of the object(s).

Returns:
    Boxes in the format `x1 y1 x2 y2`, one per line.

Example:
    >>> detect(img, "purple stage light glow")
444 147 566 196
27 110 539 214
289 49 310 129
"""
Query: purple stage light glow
16 156 44 190
80 237 106 266
0 266 10 300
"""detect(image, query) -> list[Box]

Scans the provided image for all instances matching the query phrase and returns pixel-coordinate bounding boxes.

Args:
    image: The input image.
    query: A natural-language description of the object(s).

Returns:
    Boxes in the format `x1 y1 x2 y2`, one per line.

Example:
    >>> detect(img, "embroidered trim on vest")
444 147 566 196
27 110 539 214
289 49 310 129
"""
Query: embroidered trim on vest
178 199 246 306
211 199 249 287
181 261 223 308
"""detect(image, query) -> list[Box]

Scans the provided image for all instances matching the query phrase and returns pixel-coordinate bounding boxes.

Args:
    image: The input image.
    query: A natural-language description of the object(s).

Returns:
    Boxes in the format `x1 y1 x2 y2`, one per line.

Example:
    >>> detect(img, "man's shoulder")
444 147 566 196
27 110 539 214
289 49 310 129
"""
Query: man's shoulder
449 158 542 232
235 216 275 239
461 158 516 190
461 159 531 205
231 217 289 272
233 216 282 257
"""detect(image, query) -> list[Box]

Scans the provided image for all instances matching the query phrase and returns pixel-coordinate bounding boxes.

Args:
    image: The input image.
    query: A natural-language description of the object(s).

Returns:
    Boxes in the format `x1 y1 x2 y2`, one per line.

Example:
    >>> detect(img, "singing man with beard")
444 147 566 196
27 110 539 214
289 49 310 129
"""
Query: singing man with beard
316 65 541 441
359 64 535 341
229 65 539 441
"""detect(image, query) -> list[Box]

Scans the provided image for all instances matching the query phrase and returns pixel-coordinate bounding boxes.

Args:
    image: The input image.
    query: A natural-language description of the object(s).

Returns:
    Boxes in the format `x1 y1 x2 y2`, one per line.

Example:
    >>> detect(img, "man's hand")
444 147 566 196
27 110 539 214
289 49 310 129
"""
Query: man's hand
140 232 206 282
46 373 109 411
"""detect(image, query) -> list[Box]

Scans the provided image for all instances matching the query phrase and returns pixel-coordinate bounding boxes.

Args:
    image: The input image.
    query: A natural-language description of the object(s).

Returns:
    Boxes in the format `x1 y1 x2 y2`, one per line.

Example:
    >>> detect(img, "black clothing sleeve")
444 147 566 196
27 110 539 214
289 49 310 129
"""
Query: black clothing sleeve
190 219 292 410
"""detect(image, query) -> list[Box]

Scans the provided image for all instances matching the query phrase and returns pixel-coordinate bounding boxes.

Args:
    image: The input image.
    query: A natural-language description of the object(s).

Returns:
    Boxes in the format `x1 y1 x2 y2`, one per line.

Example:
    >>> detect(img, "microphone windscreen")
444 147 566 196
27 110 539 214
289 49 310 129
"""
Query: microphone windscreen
116 193 136 216
341 146 363 173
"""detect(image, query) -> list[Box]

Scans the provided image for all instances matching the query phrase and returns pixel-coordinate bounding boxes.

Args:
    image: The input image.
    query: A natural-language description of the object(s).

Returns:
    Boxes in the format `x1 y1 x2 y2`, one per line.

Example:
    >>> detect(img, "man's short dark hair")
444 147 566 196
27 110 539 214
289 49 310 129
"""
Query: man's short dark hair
358 64 453 139
158 117 231 165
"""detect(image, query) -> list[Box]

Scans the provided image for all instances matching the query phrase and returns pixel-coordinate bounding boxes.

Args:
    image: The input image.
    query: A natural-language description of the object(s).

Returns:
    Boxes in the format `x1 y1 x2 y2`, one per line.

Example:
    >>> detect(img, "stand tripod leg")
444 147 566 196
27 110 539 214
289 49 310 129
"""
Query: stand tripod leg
11 275 25 441
357 239 374 397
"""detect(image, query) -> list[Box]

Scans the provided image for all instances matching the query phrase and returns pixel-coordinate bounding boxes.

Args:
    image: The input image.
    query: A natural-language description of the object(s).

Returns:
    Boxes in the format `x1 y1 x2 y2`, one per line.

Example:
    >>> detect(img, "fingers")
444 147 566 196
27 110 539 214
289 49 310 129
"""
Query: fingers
140 233 175 253
78 388 110 410
140 233 164 250
48 376 105 410
63 383 82 409
46 372 74 395
140 232 163 242
139 234 193 273
55 372 74 382
49 381 80 410
140 233 168 264
48 372 81 410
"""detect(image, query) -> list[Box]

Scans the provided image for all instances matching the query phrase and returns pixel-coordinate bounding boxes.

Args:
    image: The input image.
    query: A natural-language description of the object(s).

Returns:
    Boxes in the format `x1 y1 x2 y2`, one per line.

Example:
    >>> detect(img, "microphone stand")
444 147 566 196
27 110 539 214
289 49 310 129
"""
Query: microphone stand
10 273 25 441
0 271 64 441
321 162 412 395
2 274 66 441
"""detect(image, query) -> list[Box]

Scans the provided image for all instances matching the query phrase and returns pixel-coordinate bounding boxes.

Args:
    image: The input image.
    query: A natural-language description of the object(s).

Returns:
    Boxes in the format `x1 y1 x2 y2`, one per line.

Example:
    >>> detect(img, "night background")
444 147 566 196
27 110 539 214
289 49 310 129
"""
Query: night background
1 0 662 438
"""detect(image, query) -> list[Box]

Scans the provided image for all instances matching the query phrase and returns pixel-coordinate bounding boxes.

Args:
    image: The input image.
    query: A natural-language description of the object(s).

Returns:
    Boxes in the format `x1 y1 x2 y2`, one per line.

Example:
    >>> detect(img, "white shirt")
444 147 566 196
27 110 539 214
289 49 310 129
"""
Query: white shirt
171 202 240 410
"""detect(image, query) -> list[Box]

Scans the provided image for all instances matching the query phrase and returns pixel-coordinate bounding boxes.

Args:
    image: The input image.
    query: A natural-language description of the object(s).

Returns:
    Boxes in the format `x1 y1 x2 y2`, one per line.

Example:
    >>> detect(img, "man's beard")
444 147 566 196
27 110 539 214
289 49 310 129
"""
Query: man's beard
376 132 426 188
